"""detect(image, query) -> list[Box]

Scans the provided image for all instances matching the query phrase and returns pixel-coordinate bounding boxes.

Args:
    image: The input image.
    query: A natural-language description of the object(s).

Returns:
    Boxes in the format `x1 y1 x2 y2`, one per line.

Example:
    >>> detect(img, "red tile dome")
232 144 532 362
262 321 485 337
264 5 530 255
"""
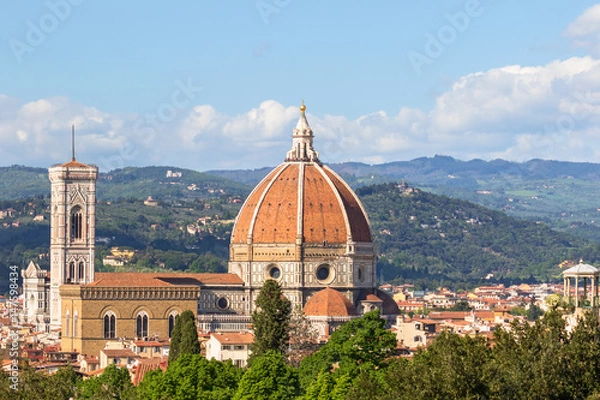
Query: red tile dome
231 162 371 245
303 287 357 317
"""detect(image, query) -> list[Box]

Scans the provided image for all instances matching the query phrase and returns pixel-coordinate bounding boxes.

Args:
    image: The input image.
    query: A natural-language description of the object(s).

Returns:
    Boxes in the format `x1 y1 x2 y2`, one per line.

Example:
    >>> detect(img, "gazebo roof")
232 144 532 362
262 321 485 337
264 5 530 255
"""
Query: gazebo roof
563 262 600 277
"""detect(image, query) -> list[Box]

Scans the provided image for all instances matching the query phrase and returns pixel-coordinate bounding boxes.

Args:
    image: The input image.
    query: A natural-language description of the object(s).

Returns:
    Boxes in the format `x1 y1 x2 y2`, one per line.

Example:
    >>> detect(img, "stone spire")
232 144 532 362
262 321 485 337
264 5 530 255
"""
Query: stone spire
286 101 319 162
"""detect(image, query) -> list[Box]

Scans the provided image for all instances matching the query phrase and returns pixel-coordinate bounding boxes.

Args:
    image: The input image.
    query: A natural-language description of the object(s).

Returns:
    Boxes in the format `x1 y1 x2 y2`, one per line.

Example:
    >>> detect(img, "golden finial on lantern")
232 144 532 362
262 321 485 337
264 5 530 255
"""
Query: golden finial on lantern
300 100 306 114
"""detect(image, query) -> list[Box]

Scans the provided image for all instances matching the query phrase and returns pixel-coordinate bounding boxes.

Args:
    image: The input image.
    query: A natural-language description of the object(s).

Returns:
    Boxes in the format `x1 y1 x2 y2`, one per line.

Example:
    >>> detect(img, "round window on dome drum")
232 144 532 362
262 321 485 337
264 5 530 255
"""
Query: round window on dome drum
316 264 330 281
216 296 229 310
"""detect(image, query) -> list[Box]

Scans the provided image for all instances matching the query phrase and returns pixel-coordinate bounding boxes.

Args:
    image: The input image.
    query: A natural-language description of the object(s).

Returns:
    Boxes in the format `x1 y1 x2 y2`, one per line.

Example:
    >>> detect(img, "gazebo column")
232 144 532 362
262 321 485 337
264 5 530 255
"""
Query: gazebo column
575 277 579 308
584 276 589 307
592 276 596 307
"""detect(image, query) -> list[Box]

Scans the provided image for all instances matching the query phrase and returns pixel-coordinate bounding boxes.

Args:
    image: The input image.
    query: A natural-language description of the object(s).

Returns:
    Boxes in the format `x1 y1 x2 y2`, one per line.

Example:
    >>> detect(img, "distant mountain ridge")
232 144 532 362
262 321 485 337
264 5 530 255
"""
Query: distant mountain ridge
208 156 600 186
0 165 251 202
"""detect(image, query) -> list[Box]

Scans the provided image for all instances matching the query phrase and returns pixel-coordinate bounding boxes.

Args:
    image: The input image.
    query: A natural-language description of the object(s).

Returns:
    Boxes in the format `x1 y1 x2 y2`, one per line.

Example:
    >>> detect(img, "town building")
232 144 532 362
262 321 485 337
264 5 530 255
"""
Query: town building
205 331 254 367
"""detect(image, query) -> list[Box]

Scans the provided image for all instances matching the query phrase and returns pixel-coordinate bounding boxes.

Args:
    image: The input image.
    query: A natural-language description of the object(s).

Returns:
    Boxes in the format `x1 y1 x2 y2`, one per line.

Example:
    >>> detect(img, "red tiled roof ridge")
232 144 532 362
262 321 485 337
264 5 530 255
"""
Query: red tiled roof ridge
211 332 254 344
86 272 243 287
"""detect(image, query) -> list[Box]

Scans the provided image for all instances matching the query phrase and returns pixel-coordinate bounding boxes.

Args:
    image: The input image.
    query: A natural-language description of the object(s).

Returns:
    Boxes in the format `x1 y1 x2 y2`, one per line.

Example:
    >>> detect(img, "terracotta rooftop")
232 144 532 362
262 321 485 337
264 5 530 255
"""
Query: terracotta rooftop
428 311 470 321
59 159 92 168
133 340 169 347
132 357 167 386
363 293 383 302
211 332 254 345
101 349 139 358
411 318 439 325
303 287 357 317
86 272 243 287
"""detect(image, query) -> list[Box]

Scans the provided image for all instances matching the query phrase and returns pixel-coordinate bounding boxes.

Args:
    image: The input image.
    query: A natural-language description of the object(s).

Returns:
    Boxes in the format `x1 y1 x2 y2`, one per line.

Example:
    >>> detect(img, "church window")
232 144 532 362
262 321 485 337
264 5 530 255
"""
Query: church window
70 206 83 240
168 312 178 338
267 264 281 280
316 264 334 284
68 262 75 282
216 296 229 310
316 264 330 281
78 262 85 281
65 311 70 337
358 267 363 282
136 312 149 338
104 312 116 338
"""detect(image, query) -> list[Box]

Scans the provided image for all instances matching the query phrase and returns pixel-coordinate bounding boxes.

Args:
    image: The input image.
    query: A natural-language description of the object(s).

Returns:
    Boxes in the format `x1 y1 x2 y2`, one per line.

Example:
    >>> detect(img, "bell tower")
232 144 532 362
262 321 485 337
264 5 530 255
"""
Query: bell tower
48 126 98 329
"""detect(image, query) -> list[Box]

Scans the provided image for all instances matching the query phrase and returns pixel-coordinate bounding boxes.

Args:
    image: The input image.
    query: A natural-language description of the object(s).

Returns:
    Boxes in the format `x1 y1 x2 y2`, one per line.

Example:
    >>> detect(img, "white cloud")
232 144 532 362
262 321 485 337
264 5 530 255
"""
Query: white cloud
564 4 600 56
2 55 600 171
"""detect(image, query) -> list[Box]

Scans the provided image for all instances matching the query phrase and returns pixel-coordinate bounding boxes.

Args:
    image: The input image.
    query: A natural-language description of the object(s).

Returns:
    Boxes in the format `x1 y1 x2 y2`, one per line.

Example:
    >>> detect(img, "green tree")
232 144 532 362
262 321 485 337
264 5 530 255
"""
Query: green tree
168 310 200 363
407 331 491 399
299 309 396 390
562 310 600 399
250 279 292 359
140 354 243 400
234 351 299 400
526 297 543 321
489 309 569 399
0 362 80 400
76 364 135 399
135 369 165 400
450 300 472 311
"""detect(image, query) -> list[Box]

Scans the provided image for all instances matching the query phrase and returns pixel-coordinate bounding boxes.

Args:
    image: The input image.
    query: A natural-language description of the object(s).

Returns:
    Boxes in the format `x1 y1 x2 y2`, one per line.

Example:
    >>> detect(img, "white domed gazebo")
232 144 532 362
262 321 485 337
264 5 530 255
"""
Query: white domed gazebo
562 261 600 309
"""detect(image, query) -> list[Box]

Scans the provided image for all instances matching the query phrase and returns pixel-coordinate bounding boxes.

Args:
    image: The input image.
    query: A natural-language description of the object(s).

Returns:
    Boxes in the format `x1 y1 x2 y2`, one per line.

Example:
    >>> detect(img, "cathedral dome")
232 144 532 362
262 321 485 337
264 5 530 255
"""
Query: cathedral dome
303 287 357 317
231 104 371 247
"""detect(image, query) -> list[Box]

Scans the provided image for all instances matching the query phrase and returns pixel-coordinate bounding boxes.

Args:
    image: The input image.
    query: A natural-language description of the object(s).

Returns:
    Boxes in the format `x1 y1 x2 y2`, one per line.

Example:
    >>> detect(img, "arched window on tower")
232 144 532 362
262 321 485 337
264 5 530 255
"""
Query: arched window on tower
65 311 70 337
103 311 116 339
68 262 75 283
136 312 148 338
168 312 179 338
70 206 83 241
78 261 85 282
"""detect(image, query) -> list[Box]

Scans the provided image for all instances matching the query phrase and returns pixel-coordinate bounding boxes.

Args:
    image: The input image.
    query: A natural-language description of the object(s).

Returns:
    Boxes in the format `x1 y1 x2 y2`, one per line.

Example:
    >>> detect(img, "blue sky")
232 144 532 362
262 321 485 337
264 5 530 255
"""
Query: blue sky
1 1 600 171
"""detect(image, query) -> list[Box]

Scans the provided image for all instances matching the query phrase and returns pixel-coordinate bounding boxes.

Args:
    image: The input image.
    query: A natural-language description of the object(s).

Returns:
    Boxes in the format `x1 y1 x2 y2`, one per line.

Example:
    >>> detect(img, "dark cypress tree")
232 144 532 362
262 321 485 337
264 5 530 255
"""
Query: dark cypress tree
250 279 292 360
168 310 199 363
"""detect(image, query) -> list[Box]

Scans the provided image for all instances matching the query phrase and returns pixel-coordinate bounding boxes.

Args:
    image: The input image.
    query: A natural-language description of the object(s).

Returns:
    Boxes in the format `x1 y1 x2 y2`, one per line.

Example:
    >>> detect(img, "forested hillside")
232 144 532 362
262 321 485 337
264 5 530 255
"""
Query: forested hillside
359 183 600 289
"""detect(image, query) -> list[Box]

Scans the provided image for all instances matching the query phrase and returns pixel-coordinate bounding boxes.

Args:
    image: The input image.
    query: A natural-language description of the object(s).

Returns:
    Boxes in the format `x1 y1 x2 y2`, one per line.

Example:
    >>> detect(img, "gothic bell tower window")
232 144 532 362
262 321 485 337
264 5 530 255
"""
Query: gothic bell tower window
70 206 83 241
78 262 85 282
